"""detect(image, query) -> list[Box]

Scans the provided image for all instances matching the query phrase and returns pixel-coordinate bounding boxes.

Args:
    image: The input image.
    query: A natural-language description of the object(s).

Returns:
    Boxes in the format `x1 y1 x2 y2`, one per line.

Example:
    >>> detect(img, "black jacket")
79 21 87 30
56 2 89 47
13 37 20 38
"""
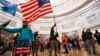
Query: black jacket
94 32 100 44
50 25 58 40
85 32 93 39
82 31 87 41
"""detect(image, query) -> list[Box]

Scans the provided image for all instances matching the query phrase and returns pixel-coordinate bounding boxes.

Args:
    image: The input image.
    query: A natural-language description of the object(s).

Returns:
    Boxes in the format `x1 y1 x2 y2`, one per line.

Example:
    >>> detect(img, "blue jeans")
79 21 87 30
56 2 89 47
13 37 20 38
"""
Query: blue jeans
84 41 88 51
67 43 71 51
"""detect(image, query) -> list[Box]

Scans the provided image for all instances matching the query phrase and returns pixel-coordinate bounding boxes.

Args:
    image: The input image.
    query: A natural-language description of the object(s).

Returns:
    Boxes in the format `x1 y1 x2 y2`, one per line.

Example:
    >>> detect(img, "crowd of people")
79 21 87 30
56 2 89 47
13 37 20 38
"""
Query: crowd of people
82 29 100 55
0 20 100 56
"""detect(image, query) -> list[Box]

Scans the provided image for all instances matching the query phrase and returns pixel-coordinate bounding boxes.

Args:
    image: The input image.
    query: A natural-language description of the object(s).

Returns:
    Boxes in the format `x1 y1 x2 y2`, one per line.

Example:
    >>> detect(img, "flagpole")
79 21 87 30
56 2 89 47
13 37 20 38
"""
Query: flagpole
52 12 57 32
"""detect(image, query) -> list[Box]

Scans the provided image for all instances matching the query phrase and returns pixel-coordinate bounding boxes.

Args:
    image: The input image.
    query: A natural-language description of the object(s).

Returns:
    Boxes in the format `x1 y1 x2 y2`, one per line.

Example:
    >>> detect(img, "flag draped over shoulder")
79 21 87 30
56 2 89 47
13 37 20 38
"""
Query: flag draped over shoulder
0 0 18 16
20 0 53 24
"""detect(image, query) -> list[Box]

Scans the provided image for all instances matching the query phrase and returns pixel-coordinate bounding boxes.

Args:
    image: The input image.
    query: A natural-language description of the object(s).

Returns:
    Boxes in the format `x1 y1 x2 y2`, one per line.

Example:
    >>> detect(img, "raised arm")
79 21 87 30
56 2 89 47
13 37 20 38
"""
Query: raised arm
51 23 56 33
51 23 56 30
3 28 22 33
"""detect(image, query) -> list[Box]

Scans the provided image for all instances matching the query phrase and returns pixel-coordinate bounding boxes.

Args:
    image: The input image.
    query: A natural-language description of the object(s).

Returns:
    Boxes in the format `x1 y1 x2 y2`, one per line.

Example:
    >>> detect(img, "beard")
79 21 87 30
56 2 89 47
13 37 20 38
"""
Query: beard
23 25 27 28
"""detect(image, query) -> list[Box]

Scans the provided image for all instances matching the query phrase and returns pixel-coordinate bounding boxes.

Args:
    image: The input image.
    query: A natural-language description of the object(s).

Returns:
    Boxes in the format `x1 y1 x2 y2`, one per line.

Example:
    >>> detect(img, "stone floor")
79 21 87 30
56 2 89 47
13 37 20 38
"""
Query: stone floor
1 49 100 56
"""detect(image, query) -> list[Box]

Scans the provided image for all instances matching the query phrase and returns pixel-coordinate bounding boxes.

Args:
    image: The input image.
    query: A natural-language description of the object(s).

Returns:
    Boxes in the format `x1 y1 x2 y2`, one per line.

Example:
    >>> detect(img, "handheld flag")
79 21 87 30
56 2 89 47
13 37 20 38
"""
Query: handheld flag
0 0 18 16
20 0 53 24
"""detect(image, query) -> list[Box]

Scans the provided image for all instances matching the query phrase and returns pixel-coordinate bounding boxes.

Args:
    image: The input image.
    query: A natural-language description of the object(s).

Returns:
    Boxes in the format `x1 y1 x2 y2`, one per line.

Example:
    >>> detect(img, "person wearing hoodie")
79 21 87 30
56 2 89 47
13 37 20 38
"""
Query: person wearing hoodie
0 20 34 56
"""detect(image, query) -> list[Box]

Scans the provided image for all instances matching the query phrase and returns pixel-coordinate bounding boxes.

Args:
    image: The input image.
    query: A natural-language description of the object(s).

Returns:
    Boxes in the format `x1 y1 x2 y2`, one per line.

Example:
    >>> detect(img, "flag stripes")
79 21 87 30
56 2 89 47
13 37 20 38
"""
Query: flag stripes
20 0 52 23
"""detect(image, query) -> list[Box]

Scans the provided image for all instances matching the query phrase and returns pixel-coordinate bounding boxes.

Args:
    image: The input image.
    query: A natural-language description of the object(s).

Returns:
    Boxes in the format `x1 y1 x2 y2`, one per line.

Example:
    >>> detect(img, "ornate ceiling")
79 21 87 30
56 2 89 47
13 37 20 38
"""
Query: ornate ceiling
43 0 92 18
0 0 92 19
0 0 100 34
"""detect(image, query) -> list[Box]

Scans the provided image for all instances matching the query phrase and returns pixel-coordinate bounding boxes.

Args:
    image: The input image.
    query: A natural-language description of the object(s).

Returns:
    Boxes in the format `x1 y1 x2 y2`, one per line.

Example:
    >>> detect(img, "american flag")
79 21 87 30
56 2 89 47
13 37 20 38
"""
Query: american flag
20 0 53 23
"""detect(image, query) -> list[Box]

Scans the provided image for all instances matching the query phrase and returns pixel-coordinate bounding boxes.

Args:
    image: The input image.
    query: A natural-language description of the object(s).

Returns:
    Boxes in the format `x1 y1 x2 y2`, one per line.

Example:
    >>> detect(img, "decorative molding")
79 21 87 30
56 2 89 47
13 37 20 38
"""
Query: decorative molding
62 22 75 29
42 0 92 18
